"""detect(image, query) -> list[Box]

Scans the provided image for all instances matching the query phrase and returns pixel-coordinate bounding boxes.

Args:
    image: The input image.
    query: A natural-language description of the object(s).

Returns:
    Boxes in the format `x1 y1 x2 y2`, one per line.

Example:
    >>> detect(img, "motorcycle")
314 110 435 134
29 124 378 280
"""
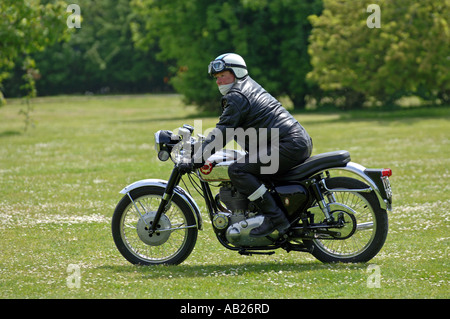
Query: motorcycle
112 124 392 265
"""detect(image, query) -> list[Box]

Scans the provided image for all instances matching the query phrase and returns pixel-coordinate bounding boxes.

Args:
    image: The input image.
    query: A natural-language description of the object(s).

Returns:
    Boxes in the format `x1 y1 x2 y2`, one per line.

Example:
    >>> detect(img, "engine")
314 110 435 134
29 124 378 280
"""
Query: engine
213 185 249 228
219 185 249 214
214 184 277 247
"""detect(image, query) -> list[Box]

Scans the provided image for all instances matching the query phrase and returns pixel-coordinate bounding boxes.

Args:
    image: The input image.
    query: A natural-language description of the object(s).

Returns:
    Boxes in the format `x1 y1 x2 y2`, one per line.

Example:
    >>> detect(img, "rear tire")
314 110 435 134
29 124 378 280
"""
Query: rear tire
303 177 388 263
112 186 198 265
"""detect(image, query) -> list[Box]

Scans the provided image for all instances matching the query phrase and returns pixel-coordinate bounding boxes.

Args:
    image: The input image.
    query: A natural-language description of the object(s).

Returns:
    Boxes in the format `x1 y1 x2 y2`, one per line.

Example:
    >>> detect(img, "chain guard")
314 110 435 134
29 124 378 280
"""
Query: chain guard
314 210 357 240
298 203 358 240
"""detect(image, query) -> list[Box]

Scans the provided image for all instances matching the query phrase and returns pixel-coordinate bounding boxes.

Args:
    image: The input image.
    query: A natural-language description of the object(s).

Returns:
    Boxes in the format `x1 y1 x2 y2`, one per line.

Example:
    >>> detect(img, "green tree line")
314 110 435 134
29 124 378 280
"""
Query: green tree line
308 0 449 108
2 0 171 100
1 0 448 111
0 0 70 105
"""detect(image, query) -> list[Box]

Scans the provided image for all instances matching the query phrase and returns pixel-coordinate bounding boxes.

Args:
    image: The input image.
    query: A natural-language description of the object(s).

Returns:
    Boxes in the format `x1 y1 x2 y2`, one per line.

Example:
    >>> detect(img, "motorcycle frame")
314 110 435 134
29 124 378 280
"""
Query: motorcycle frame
119 160 390 251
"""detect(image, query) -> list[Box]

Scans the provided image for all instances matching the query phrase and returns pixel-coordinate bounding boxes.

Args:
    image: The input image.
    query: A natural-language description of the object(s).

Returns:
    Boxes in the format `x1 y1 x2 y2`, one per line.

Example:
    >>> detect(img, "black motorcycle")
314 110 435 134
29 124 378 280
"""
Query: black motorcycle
112 124 392 265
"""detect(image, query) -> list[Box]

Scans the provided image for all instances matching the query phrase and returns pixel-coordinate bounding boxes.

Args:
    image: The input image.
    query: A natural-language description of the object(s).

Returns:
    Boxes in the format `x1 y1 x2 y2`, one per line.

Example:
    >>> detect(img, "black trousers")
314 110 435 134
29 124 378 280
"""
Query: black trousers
228 134 313 198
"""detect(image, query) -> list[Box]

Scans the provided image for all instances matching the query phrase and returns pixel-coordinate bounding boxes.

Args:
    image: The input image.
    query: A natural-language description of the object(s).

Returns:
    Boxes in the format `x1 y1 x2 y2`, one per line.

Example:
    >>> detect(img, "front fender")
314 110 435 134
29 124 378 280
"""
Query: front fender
120 179 203 230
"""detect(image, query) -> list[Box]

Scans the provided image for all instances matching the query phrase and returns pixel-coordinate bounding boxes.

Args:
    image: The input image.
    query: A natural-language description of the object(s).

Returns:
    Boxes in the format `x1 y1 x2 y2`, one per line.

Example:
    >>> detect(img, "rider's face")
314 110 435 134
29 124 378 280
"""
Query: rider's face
214 71 235 86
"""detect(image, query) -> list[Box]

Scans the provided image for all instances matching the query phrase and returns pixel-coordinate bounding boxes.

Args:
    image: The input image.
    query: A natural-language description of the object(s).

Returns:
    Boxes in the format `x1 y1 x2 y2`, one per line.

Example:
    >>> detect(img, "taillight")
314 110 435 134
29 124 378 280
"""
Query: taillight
382 168 392 177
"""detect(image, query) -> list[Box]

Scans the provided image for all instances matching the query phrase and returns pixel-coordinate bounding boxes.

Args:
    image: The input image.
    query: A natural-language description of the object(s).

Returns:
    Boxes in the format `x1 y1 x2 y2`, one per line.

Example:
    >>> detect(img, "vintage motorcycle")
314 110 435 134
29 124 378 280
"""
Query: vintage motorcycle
112 124 392 265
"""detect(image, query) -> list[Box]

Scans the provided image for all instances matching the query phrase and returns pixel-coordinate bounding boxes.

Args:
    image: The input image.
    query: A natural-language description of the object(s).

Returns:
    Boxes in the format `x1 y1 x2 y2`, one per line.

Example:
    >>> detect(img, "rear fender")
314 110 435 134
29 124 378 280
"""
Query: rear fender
120 179 203 230
319 162 392 211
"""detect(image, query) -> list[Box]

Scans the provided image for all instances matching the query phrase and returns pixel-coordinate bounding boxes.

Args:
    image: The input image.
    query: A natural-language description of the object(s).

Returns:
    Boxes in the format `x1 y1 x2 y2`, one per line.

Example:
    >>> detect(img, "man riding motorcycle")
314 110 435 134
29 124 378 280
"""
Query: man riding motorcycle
181 53 313 238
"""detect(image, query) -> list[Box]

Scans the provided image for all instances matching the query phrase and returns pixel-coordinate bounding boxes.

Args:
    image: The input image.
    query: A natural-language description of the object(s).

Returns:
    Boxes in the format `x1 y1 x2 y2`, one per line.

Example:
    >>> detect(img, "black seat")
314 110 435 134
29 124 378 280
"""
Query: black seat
274 150 351 182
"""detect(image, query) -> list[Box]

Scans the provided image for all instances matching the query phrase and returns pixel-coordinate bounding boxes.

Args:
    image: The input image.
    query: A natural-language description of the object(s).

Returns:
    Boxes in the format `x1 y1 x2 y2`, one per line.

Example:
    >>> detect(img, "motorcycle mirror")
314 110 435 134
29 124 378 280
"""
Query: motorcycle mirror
183 124 194 133
178 128 192 141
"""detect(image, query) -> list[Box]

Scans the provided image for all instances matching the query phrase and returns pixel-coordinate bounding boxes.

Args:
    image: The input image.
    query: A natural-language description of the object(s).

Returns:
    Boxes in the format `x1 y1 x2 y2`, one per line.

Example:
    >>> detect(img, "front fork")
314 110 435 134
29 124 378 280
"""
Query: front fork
148 166 182 234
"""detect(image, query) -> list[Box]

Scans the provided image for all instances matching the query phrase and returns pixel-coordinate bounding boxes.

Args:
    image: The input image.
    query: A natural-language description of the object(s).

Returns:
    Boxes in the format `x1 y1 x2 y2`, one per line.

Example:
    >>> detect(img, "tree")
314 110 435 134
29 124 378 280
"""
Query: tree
0 0 70 104
307 0 450 108
3 0 171 98
35 0 171 96
131 0 322 111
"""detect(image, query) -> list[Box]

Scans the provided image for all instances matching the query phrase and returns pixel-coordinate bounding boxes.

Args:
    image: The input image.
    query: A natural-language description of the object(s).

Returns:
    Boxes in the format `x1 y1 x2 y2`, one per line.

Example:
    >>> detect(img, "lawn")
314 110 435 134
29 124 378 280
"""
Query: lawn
0 94 448 299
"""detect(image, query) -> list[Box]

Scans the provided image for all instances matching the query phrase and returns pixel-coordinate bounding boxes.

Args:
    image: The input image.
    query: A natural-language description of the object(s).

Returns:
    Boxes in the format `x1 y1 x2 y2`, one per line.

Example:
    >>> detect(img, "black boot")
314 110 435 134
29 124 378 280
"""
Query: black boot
249 191 290 238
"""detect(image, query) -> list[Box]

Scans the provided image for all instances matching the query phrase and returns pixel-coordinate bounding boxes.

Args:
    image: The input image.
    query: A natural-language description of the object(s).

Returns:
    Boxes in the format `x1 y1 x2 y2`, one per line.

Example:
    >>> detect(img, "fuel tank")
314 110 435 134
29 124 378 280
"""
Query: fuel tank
197 149 246 182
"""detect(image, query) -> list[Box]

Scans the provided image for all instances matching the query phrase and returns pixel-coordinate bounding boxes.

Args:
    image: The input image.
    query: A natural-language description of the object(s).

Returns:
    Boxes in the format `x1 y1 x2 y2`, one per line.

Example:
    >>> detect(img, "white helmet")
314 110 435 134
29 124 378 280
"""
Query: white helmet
208 53 248 79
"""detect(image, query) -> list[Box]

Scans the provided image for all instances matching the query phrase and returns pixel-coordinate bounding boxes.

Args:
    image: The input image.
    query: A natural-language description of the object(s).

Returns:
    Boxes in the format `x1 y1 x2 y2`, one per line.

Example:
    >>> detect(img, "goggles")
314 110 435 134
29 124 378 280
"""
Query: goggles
208 59 247 76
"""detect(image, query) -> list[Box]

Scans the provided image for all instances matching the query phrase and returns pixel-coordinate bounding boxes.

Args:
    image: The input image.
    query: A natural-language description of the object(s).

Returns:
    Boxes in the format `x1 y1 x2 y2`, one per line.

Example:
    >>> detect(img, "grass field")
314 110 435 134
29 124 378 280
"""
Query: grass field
0 94 448 299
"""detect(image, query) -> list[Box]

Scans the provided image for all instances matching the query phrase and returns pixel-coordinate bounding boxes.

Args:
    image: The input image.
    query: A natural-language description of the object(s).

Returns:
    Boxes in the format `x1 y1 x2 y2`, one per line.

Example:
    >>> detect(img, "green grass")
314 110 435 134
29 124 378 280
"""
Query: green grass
0 95 448 299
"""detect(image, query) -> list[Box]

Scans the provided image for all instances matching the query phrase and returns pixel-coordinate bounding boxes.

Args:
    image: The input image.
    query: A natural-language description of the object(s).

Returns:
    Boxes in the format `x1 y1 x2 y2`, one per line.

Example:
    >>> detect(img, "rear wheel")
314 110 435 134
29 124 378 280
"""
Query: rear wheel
303 177 388 263
112 186 198 265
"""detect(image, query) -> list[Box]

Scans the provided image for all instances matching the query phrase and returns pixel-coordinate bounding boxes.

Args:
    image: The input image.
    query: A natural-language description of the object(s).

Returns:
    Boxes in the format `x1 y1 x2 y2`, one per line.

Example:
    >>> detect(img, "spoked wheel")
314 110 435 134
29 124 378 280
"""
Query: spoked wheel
303 177 388 263
112 186 198 265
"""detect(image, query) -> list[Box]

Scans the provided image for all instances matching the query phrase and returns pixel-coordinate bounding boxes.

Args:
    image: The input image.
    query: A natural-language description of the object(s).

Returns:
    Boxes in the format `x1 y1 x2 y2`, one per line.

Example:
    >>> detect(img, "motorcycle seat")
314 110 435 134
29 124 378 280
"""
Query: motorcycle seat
274 150 351 182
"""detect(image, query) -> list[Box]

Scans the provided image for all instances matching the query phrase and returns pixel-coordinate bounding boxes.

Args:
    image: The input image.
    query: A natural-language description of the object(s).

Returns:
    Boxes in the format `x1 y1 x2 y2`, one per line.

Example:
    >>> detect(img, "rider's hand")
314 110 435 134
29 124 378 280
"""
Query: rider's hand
178 161 204 174
178 162 194 174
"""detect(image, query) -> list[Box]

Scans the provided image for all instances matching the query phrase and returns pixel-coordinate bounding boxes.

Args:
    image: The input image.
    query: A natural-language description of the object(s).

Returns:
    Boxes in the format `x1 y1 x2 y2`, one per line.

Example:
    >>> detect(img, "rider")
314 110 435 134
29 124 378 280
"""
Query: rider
182 53 313 237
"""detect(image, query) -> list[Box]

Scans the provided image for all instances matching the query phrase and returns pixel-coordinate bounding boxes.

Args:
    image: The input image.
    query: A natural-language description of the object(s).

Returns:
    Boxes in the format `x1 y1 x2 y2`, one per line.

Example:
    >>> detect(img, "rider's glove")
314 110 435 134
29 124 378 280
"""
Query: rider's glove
178 161 204 174
178 162 194 174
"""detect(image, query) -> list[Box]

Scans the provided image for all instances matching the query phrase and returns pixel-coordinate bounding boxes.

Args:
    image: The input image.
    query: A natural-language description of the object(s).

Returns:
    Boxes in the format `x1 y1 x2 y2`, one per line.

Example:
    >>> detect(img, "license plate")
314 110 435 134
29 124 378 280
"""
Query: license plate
382 176 392 200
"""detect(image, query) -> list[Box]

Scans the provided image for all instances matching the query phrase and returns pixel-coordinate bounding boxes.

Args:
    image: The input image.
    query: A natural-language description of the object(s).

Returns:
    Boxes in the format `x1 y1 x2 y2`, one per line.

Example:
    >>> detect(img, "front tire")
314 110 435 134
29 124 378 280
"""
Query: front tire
304 177 388 263
112 186 198 265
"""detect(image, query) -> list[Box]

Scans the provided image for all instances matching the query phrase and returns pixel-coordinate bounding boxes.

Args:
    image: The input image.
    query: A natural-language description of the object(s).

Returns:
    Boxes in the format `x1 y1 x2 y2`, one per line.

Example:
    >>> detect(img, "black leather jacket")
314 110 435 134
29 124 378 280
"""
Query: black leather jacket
195 76 311 163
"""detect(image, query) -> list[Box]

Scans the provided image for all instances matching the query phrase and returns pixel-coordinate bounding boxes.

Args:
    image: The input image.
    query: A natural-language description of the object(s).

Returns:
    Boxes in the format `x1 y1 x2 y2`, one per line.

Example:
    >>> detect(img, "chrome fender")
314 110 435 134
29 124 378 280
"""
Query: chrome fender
321 162 391 211
120 179 203 230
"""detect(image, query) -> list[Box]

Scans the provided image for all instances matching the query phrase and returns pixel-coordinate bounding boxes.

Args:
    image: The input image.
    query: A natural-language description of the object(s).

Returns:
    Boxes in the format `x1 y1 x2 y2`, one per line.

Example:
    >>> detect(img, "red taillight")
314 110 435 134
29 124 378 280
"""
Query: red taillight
382 168 392 177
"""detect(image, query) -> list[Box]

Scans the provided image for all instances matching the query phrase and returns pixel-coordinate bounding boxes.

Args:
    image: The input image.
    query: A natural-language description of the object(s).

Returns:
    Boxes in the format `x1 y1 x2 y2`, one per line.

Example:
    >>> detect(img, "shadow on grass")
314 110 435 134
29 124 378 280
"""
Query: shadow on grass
292 105 450 124
114 107 221 125
0 130 21 138
98 261 367 279
116 105 449 127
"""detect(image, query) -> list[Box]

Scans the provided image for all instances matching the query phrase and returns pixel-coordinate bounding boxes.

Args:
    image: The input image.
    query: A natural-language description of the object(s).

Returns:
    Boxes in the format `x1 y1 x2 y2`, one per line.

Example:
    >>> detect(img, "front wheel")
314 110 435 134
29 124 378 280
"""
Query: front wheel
303 177 388 263
112 186 198 265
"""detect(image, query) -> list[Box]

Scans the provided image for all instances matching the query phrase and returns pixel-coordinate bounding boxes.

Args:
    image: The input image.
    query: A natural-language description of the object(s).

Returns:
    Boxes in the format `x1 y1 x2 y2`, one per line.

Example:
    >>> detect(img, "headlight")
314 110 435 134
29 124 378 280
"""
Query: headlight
158 149 170 161
154 130 178 162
